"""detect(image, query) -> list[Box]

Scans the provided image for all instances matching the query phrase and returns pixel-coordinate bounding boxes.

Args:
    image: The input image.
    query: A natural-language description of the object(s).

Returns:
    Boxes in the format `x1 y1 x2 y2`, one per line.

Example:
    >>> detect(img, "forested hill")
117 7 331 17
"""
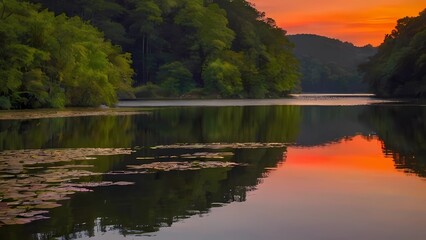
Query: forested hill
29 0 300 99
288 34 376 93
361 9 426 97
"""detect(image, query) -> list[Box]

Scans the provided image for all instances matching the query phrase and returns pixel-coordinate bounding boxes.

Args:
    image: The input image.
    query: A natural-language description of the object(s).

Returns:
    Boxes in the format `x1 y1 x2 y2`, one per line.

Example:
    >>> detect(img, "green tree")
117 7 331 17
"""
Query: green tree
214 0 300 97
203 59 242 97
157 61 194 96
361 9 426 97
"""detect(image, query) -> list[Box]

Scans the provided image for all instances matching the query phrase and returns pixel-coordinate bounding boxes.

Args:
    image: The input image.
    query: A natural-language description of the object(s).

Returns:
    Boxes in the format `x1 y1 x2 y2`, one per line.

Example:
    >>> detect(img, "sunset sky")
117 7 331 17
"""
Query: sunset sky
250 0 425 46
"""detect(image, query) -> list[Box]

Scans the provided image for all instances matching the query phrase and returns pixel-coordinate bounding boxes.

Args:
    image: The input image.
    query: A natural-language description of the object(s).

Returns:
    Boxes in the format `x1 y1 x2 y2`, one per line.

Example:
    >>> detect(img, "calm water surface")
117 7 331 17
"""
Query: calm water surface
0 97 426 240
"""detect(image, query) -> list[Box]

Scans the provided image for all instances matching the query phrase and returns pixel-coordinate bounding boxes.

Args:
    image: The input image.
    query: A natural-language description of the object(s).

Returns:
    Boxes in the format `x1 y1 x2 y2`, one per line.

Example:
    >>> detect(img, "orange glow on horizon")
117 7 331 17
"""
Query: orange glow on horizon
284 135 396 172
250 0 425 46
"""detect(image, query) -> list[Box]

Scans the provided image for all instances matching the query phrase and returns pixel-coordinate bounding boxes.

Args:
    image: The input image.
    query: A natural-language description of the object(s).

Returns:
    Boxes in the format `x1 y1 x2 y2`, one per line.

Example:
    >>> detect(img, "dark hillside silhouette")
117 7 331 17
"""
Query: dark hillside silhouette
289 34 376 93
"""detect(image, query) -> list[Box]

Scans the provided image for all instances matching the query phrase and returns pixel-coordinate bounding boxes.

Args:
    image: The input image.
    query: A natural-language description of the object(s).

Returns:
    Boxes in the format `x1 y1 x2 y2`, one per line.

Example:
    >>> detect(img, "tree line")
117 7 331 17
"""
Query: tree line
0 0 301 109
3 1 422 109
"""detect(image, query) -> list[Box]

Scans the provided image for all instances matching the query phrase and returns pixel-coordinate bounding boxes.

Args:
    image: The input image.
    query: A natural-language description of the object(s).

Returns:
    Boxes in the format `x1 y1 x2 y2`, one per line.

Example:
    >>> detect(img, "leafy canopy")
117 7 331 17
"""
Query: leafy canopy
31 0 300 98
361 9 426 97
0 0 133 109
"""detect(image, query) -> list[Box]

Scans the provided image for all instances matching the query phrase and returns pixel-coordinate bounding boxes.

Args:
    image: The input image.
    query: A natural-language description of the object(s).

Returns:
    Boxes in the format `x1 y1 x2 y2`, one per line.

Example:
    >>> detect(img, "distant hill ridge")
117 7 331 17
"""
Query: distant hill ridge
289 34 376 69
288 34 377 93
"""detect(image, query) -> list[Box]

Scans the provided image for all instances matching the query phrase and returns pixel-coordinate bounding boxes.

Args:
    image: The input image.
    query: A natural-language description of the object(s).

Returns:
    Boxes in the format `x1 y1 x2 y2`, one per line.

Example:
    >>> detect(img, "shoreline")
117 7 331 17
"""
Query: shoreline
116 95 399 107
1 94 422 120
0 108 149 120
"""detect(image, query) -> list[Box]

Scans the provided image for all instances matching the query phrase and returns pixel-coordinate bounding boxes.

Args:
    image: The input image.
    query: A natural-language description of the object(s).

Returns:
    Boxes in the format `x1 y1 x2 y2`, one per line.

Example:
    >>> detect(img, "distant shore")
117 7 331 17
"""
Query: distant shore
117 94 397 107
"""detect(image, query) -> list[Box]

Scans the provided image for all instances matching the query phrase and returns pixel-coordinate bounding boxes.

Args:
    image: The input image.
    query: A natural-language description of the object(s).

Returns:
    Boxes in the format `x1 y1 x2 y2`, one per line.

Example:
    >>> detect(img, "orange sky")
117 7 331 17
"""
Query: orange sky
250 0 425 46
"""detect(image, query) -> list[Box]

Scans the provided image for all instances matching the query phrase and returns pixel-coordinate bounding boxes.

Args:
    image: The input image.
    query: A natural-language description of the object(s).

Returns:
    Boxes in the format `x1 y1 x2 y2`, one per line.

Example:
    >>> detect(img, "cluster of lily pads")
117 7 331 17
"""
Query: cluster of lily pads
0 148 134 227
0 142 287 227
136 151 235 160
150 142 288 150
128 161 242 172
0 148 244 227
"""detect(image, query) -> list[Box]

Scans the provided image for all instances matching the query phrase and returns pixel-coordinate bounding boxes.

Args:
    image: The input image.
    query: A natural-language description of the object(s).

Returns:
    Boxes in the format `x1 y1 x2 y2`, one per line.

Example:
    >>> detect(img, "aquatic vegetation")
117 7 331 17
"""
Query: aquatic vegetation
151 143 288 150
0 148 133 227
128 161 242 172
0 147 244 227
137 152 234 160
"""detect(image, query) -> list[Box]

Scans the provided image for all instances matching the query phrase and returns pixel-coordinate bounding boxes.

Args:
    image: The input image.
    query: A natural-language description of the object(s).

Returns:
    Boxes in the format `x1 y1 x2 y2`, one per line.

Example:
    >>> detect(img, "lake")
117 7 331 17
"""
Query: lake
1 96 426 240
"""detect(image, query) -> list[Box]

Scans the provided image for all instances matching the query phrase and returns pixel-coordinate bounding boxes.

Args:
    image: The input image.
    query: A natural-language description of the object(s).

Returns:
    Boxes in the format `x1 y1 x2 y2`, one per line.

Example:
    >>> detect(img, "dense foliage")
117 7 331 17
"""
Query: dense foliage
0 0 134 109
361 9 426 97
31 0 300 98
288 34 376 93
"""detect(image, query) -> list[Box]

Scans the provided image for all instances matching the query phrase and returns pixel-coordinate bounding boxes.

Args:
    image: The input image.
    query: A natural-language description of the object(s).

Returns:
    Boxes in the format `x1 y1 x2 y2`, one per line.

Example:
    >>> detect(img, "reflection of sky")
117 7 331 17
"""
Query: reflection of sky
146 136 426 240
250 0 425 46
69 135 426 240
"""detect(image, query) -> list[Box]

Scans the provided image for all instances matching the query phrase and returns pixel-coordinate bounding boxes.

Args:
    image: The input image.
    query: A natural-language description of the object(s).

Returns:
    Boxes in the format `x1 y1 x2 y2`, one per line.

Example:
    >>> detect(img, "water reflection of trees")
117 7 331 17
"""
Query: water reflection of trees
361 106 426 177
296 106 371 146
0 116 136 150
4 104 425 239
0 106 301 239
133 106 301 146
49 148 286 239
0 106 301 150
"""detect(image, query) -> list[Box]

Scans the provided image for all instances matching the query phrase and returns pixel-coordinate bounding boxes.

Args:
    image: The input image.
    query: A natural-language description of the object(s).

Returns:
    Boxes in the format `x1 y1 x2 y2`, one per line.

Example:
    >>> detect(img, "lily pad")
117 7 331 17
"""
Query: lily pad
48 165 94 169
113 181 135 186
34 203 62 209
0 174 16 178
136 157 155 160
105 171 142 175
18 210 49 218
64 181 135 188
1 217 33 225
37 192 70 201
151 142 287 150
127 161 241 172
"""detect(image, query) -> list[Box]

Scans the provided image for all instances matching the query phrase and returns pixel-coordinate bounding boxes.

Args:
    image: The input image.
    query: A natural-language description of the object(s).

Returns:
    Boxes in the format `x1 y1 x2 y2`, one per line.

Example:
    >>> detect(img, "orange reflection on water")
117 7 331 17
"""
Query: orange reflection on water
284 135 396 172
152 135 426 240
